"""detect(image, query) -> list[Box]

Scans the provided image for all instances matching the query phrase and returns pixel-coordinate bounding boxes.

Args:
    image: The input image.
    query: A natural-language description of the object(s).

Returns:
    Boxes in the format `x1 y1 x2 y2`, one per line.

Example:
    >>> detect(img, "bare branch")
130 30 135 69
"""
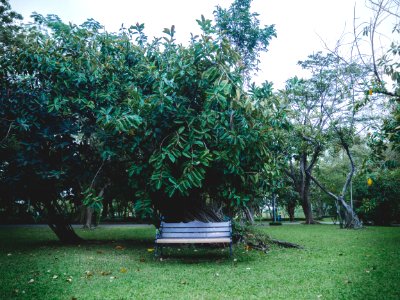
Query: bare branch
89 159 107 190
307 170 338 201
340 142 356 197
0 122 13 144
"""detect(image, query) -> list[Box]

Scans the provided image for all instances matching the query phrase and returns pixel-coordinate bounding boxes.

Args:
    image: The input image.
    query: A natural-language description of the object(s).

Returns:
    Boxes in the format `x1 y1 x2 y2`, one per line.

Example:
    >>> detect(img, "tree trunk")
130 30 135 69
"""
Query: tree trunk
298 177 316 224
243 206 255 224
84 206 94 229
337 196 363 229
45 202 82 244
101 195 111 219
152 190 224 222
292 151 317 224
287 201 296 222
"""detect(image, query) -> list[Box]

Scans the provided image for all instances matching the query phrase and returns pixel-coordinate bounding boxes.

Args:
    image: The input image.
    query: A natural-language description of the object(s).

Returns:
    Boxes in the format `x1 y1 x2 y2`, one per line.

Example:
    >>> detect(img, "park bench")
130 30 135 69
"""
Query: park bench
155 220 233 257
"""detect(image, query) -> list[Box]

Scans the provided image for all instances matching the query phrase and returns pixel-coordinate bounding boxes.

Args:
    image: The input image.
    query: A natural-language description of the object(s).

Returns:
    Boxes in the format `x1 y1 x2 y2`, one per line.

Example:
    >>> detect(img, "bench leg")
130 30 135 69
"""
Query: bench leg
229 242 232 257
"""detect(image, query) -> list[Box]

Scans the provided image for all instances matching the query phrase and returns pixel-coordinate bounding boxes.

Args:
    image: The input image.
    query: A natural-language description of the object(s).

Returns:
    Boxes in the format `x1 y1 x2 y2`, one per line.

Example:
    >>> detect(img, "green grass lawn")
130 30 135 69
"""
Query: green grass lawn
1 224 399 300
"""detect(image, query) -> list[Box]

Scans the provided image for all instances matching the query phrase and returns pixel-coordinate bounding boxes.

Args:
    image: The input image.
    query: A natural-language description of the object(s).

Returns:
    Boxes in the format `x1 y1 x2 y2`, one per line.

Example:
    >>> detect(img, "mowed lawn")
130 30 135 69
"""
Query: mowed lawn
0 224 399 300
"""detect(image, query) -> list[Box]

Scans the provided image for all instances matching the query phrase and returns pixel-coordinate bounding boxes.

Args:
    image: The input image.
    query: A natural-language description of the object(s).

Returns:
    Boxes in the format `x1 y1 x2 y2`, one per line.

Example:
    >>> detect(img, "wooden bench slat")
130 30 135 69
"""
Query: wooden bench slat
156 238 231 244
160 232 231 238
161 227 230 233
161 221 230 228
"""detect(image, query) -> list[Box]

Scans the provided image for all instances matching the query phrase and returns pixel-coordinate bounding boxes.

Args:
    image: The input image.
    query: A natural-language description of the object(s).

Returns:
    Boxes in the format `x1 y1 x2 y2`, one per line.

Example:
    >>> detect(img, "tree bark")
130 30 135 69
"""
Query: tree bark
45 202 82 244
101 194 111 219
287 201 296 222
300 176 315 224
307 159 362 229
337 196 363 229
243 206 255 224
286 148 319 225
84 206 94 229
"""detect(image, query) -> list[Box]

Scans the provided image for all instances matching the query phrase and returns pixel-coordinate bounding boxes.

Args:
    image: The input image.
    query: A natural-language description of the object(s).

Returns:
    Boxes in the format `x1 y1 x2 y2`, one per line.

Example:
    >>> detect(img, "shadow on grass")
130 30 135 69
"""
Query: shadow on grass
155 251 233 264
0 227 260 265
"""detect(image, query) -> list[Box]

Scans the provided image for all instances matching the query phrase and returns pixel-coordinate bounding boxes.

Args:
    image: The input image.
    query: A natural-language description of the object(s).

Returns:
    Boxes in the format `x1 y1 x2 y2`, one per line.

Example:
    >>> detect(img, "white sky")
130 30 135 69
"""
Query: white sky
10 0 376 89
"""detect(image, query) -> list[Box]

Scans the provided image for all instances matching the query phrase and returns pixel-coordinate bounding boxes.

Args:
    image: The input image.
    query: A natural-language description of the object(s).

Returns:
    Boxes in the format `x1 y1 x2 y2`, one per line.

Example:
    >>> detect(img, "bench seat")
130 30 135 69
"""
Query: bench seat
155 220 233 256
155 238 231 244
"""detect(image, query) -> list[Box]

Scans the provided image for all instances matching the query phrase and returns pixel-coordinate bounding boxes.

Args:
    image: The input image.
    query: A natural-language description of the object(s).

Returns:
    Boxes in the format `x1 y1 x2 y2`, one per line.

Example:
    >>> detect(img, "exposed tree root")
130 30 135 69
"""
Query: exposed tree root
233 225 303 253
269 238 303 249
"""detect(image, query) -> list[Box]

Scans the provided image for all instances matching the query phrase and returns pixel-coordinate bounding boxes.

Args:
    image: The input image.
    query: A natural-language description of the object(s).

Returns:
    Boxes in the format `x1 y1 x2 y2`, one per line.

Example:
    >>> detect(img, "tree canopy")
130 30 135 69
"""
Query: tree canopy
0 0 285 240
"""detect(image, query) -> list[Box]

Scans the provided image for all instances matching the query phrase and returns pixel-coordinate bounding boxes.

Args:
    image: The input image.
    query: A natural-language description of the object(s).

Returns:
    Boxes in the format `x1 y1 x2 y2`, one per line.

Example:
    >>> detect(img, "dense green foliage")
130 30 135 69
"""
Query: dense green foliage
354 164 400 225
214 0 276 79
0 0 284 227
1 225 399 299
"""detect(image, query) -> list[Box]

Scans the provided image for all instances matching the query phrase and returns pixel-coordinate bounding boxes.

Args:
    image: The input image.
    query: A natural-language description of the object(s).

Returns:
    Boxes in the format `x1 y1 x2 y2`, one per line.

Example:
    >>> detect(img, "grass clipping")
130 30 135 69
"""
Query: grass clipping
232 223 303 253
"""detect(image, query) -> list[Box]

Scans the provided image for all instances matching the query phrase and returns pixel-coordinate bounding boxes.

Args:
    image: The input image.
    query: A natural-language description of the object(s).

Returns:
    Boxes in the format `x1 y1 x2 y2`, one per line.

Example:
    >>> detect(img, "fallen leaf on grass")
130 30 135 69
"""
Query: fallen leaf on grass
147 248 154 252
115 245 125 250
344 279 352 284
120 268 127 273
100 271 112 276
66 277 72 283
85 271 93 278
28 279 34 284
52 275 58 279
7 253 12 256
180 280 187 285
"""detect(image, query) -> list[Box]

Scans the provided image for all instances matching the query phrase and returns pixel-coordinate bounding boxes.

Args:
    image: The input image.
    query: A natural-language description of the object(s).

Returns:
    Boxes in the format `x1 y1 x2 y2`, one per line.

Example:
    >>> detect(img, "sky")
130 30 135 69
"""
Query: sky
9 0 376 89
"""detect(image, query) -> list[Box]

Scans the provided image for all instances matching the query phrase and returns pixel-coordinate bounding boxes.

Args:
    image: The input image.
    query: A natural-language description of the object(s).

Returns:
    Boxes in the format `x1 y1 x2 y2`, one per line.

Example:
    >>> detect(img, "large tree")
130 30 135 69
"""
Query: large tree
283 52 366 227
1 0 284 241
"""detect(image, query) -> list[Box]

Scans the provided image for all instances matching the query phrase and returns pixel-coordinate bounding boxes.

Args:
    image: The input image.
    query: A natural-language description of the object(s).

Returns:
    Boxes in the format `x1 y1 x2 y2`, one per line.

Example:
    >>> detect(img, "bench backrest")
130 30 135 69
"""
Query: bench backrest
158 221 231 239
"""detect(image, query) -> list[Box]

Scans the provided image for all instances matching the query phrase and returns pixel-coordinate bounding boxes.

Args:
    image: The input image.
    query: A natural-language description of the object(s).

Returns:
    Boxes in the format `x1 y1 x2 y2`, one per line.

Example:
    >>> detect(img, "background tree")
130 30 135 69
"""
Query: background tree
283 52 367 227
214 0 276 82
351 0 400 151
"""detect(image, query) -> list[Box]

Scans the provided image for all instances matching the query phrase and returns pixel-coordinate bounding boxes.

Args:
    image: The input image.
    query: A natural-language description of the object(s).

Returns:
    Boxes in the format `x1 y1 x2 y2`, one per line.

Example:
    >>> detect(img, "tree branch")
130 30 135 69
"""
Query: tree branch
1 122 13 144
284 158 296 183
340 142 356 197
89 159 107 190
306 144 321 173
306 171 338 201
